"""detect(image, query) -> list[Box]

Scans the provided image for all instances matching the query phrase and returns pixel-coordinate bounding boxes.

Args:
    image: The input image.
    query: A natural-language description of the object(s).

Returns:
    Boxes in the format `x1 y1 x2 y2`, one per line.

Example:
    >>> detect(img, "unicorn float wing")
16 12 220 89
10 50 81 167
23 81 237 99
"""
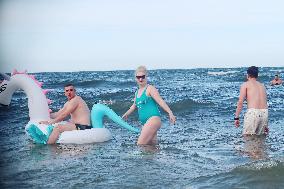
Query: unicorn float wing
0 70 140 144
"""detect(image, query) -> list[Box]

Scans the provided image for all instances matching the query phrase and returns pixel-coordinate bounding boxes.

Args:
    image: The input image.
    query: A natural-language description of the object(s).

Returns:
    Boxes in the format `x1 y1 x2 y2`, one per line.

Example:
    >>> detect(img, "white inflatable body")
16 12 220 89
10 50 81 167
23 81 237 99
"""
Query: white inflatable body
0 70 139 144
25 121 112 144
59 128 111 144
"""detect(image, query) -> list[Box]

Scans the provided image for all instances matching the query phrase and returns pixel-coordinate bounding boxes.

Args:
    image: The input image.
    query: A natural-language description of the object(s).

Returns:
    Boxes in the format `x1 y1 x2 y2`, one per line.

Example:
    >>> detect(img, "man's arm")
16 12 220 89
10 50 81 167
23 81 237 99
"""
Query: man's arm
50 99 78 124
235 83 247 127
50 106 66 119
40 99 78 125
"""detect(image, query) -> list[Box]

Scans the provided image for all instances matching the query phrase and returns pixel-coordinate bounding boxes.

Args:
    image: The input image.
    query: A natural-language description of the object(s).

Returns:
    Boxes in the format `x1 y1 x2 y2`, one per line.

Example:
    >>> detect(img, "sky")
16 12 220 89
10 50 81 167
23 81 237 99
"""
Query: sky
0 0 284 72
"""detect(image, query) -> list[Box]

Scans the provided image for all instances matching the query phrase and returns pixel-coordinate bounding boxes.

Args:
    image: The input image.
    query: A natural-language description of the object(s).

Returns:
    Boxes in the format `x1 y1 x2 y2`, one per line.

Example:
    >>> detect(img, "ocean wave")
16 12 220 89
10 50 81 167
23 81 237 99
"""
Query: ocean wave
89 97 213 116
72 80 106 88
170 98 214 112
234 158 284 171
269 69 283 73
208 71 239 76
187 159 284 189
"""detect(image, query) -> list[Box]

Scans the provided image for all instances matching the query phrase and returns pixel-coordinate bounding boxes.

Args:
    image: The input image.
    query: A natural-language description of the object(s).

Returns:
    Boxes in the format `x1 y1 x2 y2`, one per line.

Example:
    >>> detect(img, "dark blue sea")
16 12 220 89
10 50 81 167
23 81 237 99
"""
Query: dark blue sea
0 67 283 189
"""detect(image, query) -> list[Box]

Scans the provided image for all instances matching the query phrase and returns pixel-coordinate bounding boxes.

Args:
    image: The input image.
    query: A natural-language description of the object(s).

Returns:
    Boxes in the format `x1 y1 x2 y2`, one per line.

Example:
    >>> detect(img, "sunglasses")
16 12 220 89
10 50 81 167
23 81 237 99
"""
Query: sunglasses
136 75 146 80
65 89 74 92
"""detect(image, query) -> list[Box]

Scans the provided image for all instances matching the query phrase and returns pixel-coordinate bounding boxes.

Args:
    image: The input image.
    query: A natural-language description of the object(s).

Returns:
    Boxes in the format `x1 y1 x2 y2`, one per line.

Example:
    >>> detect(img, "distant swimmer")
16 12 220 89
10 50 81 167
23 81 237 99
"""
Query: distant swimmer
122 66 176 145
270 73 283 85
234 66 269 135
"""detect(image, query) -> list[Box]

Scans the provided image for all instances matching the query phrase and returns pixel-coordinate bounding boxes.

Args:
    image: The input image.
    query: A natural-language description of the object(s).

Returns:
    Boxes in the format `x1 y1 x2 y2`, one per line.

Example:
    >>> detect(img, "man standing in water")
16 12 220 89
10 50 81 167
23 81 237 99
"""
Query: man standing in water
234 66 269 135
39 84 91 144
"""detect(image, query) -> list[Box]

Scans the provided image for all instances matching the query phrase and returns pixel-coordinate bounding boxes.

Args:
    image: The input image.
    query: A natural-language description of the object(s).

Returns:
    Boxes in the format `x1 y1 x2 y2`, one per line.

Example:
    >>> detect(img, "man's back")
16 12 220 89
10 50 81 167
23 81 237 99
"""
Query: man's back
235 66 269 135
246 80 268 109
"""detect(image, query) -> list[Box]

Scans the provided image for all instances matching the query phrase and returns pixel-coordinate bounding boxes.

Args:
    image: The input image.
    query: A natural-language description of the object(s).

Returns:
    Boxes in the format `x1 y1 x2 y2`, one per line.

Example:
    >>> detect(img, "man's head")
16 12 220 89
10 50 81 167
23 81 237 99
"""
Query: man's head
247 66 258 78
64 83 76 100
274 72 280 80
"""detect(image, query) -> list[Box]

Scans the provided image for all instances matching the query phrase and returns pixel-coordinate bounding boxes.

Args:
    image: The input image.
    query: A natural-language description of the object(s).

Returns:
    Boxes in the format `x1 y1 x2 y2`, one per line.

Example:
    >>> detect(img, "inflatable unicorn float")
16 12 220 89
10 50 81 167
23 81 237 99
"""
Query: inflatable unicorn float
0 70 140 144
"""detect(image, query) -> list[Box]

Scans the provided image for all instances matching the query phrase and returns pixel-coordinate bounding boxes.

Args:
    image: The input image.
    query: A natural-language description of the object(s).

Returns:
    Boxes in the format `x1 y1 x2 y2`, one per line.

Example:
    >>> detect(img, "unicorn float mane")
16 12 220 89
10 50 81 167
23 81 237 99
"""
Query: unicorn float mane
0 69 51 122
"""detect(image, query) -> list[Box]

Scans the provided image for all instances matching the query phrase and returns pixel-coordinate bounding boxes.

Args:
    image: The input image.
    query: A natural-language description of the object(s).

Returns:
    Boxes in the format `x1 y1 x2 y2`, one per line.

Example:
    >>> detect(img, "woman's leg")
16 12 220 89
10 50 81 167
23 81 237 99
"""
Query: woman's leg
151 134 158 144
137 116 161 145
47 123 76 144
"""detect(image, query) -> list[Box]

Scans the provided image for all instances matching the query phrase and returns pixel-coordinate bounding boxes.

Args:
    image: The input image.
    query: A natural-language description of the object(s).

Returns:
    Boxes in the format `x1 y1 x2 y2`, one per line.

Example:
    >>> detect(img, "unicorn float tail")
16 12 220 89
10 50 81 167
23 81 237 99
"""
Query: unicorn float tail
91 103 140 133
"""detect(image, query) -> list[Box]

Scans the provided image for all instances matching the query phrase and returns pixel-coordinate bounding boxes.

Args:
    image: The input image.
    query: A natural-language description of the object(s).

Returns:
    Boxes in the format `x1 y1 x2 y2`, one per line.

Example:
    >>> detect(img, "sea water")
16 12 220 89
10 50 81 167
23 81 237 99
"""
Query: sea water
0 67 283 188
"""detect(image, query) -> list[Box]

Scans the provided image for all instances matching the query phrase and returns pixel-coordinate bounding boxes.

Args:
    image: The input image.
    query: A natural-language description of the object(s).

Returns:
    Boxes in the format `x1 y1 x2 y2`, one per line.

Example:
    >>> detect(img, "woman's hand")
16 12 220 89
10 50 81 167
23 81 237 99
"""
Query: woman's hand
169 112 176 125
122 113 128 120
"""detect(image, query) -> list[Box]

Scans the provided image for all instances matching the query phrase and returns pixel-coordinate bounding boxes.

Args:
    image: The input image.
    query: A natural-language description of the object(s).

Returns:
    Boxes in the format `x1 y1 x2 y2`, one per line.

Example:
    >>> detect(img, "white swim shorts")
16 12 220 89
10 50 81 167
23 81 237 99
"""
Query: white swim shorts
243 108 268 135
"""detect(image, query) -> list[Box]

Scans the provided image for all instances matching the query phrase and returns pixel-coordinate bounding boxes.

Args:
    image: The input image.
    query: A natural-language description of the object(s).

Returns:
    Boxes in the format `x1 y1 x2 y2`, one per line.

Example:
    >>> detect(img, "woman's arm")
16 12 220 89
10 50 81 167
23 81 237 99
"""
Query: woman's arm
148 85 176 124
122 95 137 120
122 103 136 120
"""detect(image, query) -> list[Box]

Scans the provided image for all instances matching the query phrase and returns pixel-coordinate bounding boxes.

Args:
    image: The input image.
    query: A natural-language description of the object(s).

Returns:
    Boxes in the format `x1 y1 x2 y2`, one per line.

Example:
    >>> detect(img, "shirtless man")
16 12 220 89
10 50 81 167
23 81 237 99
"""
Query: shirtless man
234 66 268 135
270 74 283 85
39 84 91 144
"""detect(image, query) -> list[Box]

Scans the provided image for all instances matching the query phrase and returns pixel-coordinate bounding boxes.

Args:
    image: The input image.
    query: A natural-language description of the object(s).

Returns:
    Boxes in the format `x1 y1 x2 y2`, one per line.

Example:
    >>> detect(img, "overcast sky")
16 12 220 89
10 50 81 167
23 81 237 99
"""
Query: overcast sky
0 0 283 72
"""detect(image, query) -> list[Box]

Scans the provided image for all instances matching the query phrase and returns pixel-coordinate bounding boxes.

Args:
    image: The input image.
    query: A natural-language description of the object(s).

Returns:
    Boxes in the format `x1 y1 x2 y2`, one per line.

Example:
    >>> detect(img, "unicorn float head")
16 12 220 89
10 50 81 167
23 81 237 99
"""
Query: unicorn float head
0 69 51 122
0 69 140 144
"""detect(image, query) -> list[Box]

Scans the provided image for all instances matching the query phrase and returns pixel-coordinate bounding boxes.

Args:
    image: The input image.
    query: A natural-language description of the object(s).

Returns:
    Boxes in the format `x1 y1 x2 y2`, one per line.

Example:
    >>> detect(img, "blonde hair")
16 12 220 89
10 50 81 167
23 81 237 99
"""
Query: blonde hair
135 66 147 76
